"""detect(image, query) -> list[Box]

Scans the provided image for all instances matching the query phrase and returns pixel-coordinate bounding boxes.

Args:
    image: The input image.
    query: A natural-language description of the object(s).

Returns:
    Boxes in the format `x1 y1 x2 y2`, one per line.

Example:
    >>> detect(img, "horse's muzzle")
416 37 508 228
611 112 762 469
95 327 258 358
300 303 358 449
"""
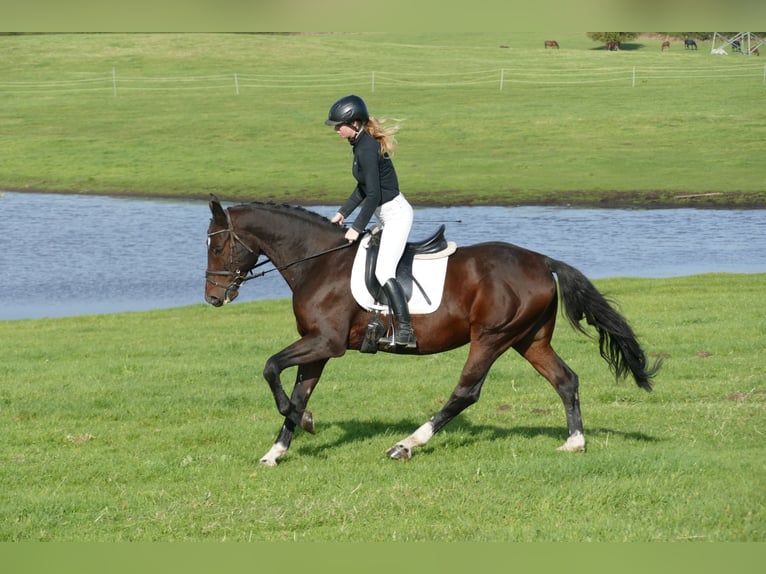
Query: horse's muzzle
205 288 238 307
205 270 242 307
205 293 225 307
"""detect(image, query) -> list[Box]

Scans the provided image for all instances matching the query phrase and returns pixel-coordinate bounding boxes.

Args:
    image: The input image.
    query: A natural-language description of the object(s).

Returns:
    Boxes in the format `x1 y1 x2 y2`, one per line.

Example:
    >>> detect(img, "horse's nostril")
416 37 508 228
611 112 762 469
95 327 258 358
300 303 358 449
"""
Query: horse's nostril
206 295 223 307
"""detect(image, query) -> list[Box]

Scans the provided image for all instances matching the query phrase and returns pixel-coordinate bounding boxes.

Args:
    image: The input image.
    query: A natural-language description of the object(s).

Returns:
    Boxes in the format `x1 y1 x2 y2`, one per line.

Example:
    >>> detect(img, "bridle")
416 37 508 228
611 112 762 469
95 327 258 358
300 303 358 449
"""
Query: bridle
205 215 359 301
205 224 259 303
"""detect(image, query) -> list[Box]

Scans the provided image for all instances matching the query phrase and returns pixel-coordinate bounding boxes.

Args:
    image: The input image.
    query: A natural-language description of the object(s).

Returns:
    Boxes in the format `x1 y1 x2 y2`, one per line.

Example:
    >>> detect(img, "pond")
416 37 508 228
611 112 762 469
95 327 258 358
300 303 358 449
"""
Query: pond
1 191 764 320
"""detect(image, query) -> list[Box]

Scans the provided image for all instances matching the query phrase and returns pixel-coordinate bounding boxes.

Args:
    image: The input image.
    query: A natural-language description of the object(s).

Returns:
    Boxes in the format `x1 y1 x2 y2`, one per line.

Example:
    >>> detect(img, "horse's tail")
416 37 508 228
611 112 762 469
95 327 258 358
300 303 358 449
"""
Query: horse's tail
546 257 661 391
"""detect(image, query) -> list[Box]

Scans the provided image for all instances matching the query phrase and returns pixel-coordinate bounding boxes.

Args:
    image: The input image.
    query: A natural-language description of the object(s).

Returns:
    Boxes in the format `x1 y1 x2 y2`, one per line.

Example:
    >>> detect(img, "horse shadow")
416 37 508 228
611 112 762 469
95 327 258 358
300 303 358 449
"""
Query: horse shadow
292 416 658 461
592 43 645 51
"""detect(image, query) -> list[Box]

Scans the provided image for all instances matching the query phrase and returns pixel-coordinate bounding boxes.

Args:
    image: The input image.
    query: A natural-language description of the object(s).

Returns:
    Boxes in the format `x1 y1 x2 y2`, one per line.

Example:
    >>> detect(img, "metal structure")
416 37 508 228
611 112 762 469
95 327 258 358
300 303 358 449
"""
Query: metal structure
711 32 764 55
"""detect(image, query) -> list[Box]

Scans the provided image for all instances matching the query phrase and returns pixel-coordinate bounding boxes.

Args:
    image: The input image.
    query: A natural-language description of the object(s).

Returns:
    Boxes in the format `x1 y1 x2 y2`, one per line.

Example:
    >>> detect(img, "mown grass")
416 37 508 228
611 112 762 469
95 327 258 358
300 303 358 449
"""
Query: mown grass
1 32 764 206
1 273 764 541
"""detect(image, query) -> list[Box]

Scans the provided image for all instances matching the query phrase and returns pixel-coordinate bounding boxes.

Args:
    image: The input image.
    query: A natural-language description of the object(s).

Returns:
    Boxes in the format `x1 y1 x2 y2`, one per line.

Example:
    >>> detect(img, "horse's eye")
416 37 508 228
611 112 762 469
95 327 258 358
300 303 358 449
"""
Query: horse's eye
207 237 224 256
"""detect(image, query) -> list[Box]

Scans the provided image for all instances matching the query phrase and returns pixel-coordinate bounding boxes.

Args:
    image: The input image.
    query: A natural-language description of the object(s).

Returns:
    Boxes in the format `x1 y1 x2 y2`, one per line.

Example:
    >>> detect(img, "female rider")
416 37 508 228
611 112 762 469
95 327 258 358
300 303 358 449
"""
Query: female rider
325 95 416 349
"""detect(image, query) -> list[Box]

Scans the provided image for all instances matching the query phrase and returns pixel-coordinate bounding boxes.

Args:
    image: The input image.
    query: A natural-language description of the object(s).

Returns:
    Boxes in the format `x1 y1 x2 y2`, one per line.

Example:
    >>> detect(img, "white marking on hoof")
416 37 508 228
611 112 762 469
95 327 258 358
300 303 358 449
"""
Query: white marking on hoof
387 421 434 460
409 422 435 447
558 431 586 452
259 442 288 467
386 444 412 460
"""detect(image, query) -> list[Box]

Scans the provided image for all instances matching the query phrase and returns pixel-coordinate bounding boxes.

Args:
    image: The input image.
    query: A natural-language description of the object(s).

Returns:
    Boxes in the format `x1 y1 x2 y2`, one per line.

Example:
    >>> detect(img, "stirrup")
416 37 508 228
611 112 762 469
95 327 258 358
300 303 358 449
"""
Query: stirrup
361 314 386 354
394 324 417 349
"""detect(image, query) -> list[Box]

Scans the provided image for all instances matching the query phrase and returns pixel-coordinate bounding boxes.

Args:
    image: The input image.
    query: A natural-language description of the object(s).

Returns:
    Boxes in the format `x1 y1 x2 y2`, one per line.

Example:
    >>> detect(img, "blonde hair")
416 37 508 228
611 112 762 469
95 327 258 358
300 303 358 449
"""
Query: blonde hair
359 115 400 156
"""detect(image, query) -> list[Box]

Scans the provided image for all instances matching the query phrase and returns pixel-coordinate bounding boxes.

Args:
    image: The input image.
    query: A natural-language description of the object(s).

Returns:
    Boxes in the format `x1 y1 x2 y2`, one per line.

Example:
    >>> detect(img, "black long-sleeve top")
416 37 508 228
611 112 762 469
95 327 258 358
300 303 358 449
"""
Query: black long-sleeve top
338 130 400 233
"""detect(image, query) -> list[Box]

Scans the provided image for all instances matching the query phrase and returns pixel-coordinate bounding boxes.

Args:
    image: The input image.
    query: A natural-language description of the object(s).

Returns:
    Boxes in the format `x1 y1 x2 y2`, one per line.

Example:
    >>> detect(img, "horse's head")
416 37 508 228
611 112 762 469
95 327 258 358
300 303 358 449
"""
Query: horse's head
205 195 261 307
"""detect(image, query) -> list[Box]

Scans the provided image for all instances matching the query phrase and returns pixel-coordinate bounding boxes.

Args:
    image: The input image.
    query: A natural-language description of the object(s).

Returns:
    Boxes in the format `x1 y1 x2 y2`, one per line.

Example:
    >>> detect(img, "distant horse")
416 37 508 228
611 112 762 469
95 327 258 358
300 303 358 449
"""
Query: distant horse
685 38 698 50
606 41 620 51
751 47 760 56
205 197 661 466
732 40 742 53
544 40 559 49
661 40 670 51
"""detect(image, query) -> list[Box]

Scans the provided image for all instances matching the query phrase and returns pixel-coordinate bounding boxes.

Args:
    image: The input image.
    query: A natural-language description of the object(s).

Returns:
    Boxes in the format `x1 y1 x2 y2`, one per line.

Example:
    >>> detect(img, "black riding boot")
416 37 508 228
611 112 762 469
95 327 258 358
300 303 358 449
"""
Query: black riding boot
382 279 417 349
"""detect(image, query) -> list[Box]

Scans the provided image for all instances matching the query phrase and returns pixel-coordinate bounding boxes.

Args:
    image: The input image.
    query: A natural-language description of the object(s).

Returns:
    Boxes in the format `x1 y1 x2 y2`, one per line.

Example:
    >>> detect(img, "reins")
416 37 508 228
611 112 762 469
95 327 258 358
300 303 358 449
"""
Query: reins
206 221 361 288
239 239 358 283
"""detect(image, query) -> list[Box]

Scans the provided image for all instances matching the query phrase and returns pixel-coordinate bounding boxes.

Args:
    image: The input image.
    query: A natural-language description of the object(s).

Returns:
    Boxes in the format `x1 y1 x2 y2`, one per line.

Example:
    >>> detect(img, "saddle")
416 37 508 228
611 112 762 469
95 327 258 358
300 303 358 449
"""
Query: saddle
358 224 453 353
364 225 449 305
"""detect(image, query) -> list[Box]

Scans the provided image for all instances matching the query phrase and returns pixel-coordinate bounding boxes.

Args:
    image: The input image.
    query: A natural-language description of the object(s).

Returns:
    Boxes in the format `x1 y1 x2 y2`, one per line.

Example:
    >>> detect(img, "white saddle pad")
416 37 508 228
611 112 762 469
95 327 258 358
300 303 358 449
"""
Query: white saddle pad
350 234 456 315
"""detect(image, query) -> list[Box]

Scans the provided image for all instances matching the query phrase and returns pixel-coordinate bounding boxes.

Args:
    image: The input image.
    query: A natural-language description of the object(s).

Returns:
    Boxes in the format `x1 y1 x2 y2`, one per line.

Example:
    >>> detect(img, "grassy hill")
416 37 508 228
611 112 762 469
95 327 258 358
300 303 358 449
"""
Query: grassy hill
1 32 764 206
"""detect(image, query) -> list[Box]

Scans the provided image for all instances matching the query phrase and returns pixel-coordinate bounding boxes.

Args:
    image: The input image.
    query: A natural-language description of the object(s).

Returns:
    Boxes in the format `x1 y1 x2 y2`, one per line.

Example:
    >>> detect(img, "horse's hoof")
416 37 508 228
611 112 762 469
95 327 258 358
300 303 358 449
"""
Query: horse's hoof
300 410 315 434
557 432 586 452
259 457 278 467
386 444 412 460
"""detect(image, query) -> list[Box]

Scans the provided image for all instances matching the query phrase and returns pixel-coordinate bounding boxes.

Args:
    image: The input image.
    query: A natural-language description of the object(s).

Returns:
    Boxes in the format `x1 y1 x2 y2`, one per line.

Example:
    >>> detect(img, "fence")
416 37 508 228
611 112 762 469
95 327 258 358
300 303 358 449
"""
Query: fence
1 64 765 95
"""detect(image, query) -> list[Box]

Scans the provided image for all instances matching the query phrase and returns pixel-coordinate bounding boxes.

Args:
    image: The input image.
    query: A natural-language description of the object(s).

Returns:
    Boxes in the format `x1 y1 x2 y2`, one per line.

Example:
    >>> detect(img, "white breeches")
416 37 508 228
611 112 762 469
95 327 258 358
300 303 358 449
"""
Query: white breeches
374 193 413 284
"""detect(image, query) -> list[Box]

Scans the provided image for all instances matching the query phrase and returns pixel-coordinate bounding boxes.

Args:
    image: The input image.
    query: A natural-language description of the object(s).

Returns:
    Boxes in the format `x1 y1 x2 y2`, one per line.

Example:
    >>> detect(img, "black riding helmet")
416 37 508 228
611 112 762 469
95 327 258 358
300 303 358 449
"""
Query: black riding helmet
325 95 369 127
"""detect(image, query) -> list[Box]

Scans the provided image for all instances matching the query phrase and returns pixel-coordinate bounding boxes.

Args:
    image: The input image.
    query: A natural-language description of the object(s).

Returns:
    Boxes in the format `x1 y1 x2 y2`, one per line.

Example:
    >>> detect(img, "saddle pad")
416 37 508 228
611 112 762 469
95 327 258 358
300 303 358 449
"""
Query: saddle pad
350 235 455 315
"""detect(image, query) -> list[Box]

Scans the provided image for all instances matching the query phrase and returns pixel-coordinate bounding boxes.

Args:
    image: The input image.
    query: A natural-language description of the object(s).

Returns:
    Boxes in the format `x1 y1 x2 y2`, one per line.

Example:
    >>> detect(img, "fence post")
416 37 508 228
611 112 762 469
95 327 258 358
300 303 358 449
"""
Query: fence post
112 68 117 96
500 68 505 90
234 73 239 95
632 66 636 88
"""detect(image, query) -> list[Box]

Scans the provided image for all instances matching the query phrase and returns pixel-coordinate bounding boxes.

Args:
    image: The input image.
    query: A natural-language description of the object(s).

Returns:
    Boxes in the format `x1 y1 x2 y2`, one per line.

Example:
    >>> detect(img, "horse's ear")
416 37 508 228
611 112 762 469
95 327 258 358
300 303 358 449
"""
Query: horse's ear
209 194 228 226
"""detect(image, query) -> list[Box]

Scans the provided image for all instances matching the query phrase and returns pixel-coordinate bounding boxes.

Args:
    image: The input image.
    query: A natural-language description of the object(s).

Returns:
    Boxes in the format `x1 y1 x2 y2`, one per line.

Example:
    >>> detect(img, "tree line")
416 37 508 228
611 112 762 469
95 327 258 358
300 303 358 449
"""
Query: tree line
587 32 765 44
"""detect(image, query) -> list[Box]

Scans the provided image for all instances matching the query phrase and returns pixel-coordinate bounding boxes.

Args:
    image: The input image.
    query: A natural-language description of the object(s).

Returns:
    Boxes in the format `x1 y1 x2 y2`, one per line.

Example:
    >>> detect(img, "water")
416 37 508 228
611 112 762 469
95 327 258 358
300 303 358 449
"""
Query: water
1 191 764 320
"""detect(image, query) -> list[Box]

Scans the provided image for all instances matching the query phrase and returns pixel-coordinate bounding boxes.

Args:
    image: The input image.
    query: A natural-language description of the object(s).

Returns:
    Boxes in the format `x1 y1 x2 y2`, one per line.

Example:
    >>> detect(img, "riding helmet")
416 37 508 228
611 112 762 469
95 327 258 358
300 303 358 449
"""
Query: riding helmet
325 95 369 126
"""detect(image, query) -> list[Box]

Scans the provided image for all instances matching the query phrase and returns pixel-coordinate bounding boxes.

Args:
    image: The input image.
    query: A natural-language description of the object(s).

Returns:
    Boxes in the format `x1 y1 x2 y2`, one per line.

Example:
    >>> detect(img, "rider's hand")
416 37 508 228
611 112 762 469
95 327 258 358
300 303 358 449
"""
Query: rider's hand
331 213 345 225
345 228 360 243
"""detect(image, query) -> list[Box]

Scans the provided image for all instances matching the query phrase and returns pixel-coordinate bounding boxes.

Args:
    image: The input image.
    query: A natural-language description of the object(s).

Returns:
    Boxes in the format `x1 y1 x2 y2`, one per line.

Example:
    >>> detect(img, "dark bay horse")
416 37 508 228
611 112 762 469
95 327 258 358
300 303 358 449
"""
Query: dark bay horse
205 196 661 466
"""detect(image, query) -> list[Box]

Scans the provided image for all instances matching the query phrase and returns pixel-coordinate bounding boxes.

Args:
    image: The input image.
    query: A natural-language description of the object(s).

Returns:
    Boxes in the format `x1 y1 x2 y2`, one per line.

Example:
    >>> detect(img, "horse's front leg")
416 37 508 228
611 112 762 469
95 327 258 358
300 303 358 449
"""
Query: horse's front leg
259 333 345 466
261 342 324 432
259 359 328 467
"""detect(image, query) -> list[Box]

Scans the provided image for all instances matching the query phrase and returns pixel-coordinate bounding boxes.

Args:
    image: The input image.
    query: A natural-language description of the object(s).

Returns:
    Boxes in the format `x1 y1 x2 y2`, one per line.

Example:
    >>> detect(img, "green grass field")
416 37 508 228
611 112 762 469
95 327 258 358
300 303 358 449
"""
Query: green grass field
1 273 764 541
1 31 764 544
1 32 765 206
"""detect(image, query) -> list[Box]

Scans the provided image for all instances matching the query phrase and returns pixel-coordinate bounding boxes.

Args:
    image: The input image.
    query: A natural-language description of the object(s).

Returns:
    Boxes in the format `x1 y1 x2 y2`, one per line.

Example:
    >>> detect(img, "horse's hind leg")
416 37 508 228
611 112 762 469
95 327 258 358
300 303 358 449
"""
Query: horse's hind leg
519 338 585 452
259 359 327 467
387 344 497 460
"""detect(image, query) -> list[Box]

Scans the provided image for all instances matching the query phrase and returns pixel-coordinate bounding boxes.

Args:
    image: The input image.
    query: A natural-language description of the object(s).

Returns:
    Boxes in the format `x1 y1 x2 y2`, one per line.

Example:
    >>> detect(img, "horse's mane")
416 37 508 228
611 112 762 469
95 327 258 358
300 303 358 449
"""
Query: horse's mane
237 201 340 232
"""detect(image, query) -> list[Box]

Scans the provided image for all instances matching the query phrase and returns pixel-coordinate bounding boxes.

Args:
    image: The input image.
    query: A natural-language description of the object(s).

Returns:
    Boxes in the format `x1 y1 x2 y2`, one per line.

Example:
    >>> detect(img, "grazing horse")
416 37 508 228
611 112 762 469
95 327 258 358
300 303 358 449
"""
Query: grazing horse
661 41 670 51
685 38 698 50
605 41 620 51
751 47 760 56
205 197 661 467
544 40 559 49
